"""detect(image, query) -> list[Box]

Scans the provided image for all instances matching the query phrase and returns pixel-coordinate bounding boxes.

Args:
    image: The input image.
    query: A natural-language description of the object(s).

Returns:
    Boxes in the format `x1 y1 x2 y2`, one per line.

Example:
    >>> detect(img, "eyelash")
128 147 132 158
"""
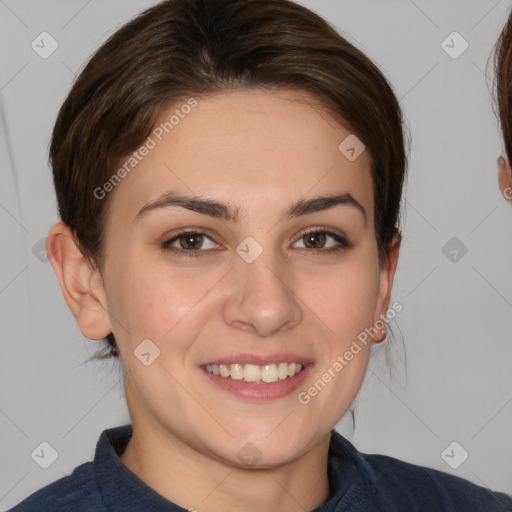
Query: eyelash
161 227 351 258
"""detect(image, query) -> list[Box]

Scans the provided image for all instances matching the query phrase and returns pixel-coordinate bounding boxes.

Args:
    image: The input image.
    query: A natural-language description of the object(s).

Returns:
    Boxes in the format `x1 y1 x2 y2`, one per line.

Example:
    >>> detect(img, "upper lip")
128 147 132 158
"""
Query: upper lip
199 353 312 367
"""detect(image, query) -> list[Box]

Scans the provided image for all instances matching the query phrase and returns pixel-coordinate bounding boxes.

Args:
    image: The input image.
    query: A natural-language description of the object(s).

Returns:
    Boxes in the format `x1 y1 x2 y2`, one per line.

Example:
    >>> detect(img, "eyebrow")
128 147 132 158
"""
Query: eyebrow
135 191 367 224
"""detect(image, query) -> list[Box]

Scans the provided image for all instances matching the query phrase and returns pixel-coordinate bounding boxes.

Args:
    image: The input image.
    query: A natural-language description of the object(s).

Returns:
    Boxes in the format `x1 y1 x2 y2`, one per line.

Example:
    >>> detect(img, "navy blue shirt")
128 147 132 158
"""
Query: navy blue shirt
9 424 512 511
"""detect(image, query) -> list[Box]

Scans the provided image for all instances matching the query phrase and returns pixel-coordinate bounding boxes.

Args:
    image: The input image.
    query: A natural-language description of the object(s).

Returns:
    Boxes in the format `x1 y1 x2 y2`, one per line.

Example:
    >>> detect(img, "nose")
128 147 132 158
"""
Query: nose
222 249 303 337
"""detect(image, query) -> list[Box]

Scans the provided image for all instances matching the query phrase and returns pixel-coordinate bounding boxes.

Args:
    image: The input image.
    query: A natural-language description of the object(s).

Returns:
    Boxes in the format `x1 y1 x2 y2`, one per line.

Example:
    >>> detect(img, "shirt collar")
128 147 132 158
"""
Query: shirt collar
94 424 185 511
93 424 362 511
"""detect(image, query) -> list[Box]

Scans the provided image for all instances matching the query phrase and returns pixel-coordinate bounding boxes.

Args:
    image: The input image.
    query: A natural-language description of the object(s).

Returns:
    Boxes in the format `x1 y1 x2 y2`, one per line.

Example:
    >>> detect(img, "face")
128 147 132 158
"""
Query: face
74 90 397 467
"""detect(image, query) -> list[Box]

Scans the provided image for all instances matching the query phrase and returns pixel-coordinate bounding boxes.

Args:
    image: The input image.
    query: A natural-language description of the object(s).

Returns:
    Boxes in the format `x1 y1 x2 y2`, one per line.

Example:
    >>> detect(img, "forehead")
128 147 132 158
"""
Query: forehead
107 90 374 225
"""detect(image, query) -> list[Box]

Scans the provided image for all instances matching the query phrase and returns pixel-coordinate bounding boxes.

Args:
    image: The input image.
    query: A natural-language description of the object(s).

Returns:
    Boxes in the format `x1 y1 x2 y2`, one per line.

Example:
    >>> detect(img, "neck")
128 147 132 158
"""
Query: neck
119 421 331 512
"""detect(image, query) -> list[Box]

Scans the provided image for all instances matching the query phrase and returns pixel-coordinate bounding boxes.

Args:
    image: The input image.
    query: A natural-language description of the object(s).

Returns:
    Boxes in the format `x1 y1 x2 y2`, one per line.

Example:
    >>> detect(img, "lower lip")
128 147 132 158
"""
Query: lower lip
200 364 312 401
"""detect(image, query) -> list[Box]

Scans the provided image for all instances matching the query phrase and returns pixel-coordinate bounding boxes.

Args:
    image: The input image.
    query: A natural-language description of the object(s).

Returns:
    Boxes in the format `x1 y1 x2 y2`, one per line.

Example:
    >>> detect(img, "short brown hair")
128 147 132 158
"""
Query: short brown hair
50 0 408 359
495 9 512 164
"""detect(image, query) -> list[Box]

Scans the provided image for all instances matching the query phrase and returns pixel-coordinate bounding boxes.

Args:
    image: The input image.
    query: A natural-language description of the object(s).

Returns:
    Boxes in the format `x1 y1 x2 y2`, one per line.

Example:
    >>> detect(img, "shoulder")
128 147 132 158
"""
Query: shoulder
7 461 103 512
329 431 512 511
364 452 512 510
7 424 133 512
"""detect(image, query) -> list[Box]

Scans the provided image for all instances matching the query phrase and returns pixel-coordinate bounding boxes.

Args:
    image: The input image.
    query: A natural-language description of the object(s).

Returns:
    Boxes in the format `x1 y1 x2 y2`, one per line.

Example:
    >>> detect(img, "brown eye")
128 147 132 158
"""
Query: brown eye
162 230 218 254
178 233 204 250
292 229 350 253
302 231 327 249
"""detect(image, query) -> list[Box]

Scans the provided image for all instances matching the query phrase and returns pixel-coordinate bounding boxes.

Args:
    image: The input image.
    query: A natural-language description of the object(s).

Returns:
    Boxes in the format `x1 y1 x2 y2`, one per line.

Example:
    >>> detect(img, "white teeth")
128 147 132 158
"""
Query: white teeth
230 363 243 380
244 364 261 382
204 362 304 383
261 364 277 383
287 363 297 377
278 362 288 380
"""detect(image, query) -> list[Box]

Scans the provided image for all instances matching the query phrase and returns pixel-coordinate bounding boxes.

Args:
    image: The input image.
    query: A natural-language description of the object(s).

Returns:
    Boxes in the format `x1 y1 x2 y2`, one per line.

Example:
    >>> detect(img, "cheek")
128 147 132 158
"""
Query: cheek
107 260 223 349
302 253 381 342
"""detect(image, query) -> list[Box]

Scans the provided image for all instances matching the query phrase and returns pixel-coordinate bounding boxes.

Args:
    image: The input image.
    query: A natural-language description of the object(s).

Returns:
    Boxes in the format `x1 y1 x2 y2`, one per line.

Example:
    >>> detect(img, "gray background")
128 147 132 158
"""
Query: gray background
1 0 512 508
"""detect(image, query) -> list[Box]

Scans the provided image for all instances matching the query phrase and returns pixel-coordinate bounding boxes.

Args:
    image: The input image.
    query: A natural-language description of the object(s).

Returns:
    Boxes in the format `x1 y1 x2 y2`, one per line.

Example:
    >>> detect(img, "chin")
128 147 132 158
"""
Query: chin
220 430 317 469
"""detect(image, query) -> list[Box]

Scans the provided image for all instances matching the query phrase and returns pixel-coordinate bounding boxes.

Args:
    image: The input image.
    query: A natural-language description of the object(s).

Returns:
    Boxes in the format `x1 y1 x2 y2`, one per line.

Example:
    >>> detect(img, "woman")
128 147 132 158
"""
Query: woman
9 0 512 510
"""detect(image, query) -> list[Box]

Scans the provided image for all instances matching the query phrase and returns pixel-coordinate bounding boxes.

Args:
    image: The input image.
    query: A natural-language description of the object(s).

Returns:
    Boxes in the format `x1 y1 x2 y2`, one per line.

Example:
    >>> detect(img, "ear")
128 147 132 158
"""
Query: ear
498 155 512 201
372 234 401 343
46 222 112 340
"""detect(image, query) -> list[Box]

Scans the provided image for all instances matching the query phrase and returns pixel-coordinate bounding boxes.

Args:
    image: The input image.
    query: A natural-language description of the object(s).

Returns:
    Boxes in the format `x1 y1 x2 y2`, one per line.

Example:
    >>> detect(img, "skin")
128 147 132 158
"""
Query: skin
498 152 512 200
48 90 400 512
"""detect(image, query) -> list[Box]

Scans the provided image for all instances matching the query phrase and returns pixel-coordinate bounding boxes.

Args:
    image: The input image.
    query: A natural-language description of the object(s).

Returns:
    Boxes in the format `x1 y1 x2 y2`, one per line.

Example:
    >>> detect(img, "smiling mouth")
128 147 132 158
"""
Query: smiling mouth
203 362 304 384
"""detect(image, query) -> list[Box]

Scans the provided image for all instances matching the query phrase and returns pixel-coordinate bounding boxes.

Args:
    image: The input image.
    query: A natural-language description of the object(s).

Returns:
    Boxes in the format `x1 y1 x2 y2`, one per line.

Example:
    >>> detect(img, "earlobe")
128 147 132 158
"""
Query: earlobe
373 234 401 343
47 222 112 340
498 155 512 201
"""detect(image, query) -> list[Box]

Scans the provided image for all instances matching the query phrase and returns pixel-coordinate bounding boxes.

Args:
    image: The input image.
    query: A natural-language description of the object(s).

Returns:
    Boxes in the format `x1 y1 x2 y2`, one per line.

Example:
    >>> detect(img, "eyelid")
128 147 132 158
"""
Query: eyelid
292 226 351 249
162 227 220 244
161 226 351 259
161 229 222 252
